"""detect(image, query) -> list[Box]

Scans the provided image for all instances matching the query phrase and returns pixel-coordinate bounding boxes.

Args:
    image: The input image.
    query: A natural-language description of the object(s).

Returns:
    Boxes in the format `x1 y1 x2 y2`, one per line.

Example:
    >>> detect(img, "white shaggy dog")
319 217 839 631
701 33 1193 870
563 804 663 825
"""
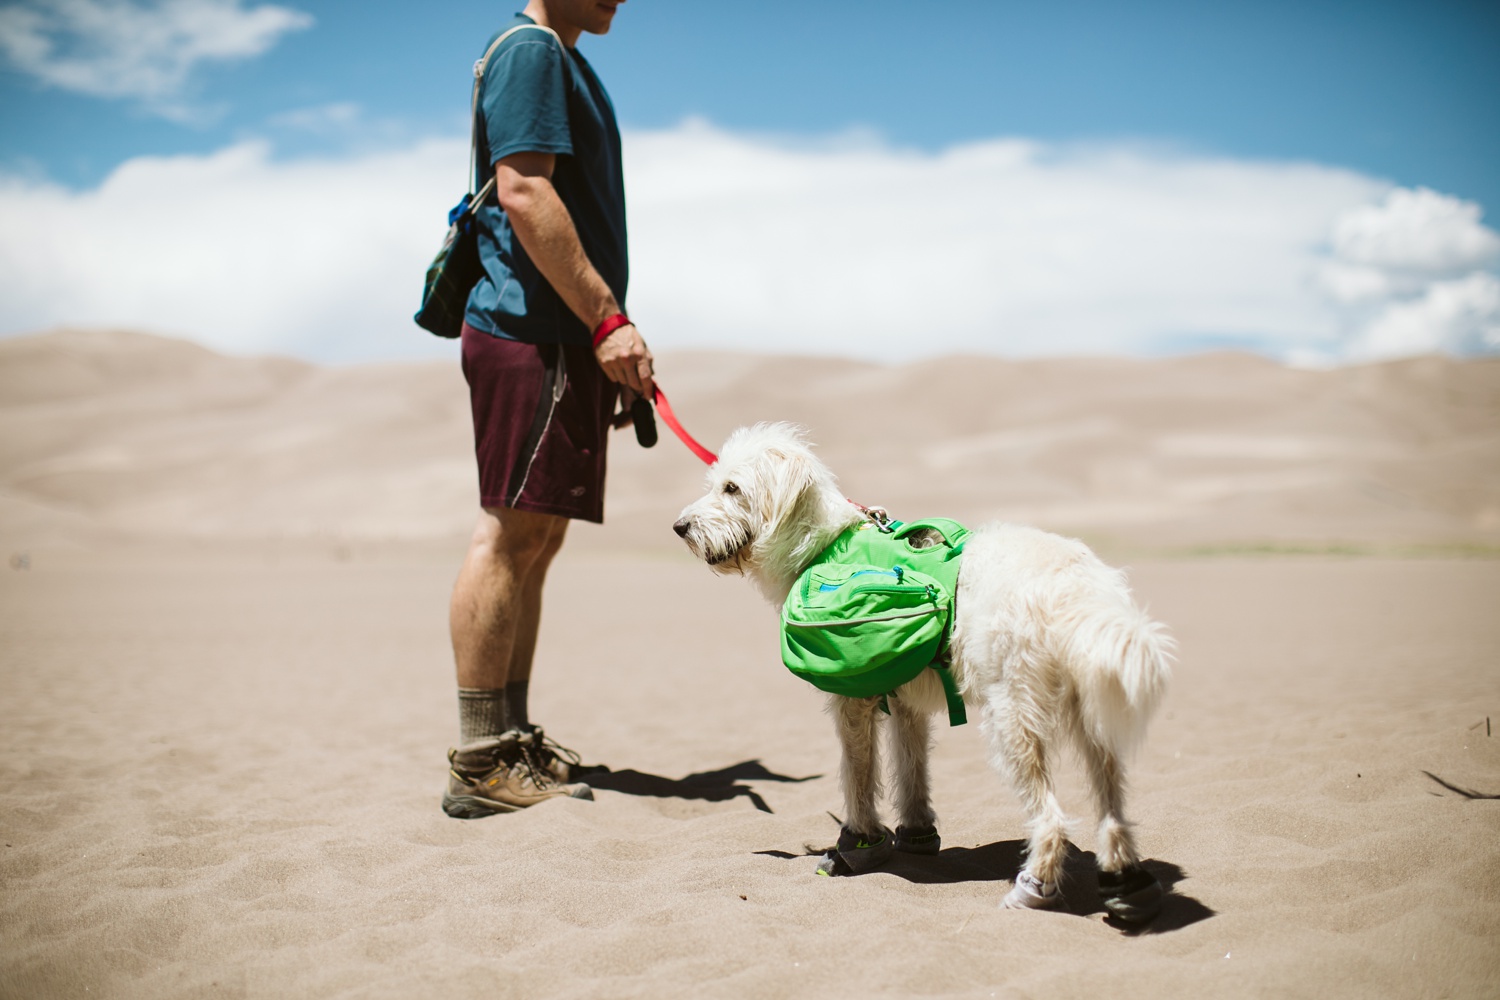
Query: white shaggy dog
673 423 1174 922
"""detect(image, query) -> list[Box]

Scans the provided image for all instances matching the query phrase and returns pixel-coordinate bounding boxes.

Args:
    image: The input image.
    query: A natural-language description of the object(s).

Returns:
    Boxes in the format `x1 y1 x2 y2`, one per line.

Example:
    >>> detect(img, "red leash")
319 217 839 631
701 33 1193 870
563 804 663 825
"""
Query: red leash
596 313 716 465
652 385 718 465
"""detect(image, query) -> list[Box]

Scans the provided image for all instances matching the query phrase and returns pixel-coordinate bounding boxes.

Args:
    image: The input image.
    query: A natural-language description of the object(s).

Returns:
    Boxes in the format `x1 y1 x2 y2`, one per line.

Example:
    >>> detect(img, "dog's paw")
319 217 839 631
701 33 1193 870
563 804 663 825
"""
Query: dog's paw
1098 864 1163 923
894 824 941 855
1001 871 1060 910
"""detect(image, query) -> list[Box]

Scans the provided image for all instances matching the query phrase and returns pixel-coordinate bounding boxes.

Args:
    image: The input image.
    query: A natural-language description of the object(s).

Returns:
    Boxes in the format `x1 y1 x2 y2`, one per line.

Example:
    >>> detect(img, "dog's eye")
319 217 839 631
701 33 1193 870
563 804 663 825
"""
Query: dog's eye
722 481 740 495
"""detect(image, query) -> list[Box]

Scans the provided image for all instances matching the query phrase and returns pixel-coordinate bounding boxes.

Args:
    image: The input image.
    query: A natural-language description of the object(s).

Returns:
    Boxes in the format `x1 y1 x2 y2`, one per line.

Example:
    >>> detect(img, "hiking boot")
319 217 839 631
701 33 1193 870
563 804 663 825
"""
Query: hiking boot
442 730 593 819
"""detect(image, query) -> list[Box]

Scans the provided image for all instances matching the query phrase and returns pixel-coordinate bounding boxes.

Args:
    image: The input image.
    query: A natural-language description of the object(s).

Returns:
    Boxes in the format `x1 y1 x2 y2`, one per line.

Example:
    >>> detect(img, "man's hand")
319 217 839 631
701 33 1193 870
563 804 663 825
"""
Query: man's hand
594 323 655 398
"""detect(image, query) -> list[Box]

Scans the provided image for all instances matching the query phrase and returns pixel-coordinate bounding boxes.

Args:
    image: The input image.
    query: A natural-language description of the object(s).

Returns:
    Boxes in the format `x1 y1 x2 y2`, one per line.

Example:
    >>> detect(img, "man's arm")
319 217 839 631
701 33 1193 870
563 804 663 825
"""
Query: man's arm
495 151 654 398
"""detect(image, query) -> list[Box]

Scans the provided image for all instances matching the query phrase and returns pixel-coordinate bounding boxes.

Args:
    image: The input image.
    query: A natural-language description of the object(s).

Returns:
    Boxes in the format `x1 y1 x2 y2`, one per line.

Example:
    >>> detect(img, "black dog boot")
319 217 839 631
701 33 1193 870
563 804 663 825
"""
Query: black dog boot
894 824 941 855
816 826 894 876
1098 864 1164 923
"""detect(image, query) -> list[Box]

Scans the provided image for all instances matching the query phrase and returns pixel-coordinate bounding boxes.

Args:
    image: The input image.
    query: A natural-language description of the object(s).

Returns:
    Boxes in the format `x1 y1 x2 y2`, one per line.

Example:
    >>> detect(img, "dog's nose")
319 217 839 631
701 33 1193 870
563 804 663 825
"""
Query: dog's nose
672 517 691 538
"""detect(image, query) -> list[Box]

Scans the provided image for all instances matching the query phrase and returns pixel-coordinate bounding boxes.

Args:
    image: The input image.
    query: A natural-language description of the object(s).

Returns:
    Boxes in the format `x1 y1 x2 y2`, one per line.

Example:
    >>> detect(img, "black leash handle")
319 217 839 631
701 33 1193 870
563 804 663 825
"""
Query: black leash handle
631 394 658 448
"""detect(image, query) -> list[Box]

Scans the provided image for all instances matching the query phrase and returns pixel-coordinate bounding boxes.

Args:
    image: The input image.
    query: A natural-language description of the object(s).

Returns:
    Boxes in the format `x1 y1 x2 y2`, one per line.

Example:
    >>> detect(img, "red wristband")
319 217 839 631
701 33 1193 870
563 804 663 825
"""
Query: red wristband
591 313 632 348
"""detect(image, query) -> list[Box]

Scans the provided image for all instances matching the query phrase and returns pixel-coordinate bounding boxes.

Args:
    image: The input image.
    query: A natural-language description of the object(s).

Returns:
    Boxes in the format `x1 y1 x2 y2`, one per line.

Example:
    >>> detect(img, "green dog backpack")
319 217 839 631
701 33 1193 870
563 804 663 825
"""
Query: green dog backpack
780 517 969 726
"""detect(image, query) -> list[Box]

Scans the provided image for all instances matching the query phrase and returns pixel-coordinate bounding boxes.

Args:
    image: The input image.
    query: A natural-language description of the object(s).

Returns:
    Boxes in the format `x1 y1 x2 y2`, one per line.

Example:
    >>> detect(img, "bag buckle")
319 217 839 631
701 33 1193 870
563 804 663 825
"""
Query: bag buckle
854 503 895 532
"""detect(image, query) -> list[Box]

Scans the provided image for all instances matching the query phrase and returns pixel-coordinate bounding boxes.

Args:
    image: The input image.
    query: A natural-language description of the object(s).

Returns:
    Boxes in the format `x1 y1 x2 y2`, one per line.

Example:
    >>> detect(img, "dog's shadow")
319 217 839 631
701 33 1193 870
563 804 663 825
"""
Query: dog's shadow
584 759 819 813
755 839 1215 933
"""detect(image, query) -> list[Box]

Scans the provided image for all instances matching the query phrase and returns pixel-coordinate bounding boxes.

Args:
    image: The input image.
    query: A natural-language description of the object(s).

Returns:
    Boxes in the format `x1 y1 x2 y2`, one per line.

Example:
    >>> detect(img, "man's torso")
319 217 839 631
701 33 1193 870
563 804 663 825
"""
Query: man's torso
465 14 628 345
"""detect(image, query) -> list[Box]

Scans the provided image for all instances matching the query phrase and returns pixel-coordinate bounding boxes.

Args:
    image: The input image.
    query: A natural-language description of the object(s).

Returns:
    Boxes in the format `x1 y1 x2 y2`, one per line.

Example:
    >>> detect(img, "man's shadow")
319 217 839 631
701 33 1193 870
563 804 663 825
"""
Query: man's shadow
585 759 819 814
755 838 1214 933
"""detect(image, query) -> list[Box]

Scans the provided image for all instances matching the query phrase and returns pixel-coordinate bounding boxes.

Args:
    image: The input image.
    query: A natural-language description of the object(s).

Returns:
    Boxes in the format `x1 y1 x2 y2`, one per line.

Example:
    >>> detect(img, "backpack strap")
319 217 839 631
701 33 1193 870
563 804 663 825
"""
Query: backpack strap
879 666 966 726
930 662 967 727
468 22 566 199
893 517 969 726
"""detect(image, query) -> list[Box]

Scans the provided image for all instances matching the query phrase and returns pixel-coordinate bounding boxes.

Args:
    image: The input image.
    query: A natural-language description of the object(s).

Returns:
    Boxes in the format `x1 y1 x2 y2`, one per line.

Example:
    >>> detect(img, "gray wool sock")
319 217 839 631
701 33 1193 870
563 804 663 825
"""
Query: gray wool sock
457 687 509 744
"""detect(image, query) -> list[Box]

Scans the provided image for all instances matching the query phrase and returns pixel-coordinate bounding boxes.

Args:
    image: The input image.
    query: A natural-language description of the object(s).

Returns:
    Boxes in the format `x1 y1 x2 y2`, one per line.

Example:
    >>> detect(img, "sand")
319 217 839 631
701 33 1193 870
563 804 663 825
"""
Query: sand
2 329 1498 998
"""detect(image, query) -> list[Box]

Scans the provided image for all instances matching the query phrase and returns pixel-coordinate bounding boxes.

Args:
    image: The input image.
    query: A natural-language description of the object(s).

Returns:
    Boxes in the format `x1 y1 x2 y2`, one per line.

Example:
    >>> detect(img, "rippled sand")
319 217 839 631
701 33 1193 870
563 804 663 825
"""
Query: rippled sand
1 330 1497 997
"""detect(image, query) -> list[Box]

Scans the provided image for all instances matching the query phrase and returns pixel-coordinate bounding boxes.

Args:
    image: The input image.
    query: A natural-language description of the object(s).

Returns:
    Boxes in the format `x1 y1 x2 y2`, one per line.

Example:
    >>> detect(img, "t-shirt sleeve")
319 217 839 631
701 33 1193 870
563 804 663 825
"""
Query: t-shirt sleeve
481 36 572 166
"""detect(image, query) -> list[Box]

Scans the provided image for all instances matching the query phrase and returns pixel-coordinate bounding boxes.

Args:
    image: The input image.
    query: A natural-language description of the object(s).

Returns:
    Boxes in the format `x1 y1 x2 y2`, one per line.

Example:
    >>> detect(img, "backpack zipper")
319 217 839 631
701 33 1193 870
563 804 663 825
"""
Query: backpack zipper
818 568 901 591
785 606 938 629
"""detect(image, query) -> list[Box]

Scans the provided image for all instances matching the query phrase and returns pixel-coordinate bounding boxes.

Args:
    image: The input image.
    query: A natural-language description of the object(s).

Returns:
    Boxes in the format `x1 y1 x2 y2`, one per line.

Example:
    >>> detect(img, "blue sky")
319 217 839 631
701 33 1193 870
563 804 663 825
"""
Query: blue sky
7 0 1499 205
1 0 1497 363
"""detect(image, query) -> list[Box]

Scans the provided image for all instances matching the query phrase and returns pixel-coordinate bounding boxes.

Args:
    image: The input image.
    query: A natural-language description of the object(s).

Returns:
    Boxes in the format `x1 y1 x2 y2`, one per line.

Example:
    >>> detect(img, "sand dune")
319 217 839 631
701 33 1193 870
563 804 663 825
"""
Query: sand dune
3 328 1498 552
1 329 1498 998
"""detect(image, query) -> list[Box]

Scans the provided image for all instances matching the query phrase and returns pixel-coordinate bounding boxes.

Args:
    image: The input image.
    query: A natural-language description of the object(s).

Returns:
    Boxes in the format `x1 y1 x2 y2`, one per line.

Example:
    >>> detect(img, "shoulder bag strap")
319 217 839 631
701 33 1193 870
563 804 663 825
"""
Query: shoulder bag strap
469 22 566 203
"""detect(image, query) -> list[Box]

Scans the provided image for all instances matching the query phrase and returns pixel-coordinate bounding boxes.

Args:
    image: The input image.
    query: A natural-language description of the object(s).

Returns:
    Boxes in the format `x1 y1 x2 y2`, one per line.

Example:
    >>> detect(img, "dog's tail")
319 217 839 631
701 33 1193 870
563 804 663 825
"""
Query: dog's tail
1064 599 1174 755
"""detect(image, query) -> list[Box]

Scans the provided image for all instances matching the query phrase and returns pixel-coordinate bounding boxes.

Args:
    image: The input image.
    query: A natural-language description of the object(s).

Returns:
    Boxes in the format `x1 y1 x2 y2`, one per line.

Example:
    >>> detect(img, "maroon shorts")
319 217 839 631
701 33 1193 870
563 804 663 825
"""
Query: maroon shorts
460 323 619 523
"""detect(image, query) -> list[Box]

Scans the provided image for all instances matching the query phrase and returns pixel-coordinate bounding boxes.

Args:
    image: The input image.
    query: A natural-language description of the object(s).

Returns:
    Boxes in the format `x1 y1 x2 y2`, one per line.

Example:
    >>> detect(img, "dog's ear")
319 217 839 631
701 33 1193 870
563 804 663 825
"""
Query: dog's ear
756 446 816 533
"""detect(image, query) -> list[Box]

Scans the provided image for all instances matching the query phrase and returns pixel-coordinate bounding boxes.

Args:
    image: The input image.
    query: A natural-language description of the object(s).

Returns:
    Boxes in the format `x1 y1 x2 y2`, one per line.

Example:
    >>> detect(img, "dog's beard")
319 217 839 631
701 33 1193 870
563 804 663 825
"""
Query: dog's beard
704 529 753 569
680 508 756 572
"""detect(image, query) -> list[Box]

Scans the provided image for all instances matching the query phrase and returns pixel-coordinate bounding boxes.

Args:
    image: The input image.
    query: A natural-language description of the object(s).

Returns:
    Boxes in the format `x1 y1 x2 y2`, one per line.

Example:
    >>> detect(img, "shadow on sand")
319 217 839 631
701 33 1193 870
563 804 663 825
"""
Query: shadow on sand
585 759 820 813
755 838 1214 933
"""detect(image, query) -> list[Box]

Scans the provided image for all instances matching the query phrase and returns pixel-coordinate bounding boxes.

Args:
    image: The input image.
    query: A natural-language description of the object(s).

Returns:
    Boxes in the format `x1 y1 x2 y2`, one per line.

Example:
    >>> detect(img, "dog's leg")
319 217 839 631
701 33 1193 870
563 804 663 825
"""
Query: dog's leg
888 694 940 854
1077 735 1137 871
1076 732 1164 923
817 695 893 875
835 694 882 835
983 679 1069 910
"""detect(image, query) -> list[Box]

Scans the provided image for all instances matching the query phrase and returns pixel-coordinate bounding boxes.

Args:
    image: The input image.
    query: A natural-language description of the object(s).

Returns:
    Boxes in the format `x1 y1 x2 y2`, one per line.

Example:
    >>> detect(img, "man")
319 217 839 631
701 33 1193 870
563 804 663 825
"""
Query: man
443 0 653 818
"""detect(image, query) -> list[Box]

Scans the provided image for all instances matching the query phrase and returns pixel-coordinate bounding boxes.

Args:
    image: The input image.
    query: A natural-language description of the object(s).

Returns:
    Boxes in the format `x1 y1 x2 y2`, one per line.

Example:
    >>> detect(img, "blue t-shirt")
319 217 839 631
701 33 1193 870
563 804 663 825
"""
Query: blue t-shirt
463 14 628 345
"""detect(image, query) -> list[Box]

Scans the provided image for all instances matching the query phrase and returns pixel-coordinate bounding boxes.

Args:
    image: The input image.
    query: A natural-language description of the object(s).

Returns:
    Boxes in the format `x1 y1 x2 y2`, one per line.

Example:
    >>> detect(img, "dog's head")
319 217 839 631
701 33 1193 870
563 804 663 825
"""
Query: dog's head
673 422 859 602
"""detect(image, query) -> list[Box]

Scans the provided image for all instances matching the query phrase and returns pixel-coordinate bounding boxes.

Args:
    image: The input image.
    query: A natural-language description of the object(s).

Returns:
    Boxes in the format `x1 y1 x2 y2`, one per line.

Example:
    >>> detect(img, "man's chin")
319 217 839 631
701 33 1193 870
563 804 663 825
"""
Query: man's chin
586 4 618 34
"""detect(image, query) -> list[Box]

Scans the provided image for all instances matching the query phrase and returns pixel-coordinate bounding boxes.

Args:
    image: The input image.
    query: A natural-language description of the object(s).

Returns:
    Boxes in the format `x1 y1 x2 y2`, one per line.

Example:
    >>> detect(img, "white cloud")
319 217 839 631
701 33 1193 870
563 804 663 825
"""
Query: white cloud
1319 187 1500 361
1316 262 1392 305
0 122 1495 365
268 101 361 133
0 138 461 362
1351 273 1500 359
0 0 311 114
1331 186 1500 275
625 125 1387 359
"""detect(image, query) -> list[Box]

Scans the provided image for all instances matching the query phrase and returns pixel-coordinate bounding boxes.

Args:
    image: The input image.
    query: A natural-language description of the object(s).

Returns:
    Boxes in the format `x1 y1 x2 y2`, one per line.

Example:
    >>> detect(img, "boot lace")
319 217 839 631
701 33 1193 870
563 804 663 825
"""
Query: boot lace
530 726 583 772
513 729 561 790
